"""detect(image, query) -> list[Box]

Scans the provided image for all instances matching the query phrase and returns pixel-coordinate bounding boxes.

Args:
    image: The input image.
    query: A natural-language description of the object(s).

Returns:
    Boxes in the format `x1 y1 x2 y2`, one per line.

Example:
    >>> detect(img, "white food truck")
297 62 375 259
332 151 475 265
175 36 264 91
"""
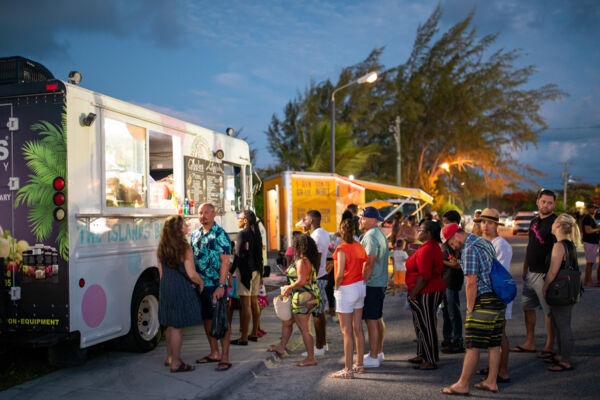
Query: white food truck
0 56 255 362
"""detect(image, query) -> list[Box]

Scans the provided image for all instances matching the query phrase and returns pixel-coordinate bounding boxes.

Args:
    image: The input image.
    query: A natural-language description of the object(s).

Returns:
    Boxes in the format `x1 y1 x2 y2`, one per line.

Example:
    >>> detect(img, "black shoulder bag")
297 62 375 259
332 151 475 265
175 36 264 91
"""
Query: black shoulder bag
545 242 581 306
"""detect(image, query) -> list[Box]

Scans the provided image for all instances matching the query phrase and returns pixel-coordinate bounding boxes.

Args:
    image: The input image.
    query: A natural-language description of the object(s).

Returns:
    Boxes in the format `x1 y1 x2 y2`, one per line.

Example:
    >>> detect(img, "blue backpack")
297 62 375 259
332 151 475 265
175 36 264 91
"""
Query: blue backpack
490 258 516 304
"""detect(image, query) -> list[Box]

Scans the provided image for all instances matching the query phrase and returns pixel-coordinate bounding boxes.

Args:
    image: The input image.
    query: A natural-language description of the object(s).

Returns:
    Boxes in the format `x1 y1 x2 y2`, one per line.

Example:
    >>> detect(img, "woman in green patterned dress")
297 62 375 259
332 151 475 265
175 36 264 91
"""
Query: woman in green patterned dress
268 234 321 366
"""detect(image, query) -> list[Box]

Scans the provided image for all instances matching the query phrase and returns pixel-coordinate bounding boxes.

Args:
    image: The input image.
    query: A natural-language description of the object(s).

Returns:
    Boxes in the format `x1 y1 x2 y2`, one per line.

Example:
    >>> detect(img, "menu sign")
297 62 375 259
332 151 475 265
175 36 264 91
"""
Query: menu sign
184 156 225 214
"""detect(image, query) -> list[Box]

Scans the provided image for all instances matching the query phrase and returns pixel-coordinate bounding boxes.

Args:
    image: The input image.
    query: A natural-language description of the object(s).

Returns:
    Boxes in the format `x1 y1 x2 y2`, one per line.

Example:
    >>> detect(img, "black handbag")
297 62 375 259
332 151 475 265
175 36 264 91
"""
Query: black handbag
545 241 581 306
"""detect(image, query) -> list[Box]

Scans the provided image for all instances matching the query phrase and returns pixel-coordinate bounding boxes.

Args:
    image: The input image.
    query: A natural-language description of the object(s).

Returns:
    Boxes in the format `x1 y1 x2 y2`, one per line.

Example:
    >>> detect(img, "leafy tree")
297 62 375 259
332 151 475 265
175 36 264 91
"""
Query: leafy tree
265 6 566 203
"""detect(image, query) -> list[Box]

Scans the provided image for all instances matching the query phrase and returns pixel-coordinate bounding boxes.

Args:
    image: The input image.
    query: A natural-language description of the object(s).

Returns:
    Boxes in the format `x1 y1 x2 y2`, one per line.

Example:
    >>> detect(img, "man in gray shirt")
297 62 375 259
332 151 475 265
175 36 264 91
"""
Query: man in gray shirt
360 207 389 368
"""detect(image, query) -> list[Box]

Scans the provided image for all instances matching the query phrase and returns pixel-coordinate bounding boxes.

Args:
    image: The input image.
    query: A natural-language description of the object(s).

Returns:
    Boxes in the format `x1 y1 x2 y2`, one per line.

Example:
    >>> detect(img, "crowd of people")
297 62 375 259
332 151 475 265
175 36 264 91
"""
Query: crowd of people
155 190 588 395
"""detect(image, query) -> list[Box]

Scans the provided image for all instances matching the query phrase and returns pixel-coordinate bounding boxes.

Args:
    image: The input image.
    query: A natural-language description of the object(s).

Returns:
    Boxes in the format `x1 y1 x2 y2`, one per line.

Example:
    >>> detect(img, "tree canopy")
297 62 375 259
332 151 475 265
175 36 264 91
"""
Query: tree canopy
264 6 566 207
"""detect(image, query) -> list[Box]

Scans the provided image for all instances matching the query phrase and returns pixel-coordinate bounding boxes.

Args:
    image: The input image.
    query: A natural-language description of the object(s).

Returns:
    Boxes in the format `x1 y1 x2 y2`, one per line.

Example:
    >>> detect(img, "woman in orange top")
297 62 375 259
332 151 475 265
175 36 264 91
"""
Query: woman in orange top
331 219 368 379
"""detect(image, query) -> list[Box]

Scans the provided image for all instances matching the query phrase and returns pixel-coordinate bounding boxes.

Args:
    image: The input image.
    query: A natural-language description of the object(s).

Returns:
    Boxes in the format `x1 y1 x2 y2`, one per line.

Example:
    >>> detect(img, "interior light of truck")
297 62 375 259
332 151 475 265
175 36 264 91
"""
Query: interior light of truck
53 192 65 206
53 207 65 221
79 278 85 288
46 83 58 91
53 177 65 191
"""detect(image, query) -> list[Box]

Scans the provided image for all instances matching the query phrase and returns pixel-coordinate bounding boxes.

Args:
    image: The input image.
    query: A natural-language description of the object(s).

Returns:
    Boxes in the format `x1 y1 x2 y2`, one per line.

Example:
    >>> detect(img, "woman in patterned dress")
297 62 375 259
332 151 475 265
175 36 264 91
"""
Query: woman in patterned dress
268 234 321 366
158 215 204 372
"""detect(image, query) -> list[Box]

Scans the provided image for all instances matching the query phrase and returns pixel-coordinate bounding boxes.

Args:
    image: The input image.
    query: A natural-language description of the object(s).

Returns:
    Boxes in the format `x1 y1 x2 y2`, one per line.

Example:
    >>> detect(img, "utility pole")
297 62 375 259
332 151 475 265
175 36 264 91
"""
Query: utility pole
560 162 571 209
390 116 401 186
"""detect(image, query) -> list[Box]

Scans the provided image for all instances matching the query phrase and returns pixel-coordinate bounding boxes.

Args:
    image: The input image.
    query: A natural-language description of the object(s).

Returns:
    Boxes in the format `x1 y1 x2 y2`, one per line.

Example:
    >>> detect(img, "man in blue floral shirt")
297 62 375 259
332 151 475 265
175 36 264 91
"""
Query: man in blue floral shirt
190 203 232 371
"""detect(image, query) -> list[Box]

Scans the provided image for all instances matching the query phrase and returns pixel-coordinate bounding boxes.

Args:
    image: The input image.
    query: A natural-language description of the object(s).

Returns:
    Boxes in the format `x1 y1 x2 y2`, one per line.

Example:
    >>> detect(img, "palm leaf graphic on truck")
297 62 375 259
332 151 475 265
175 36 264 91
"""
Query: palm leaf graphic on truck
15 111 68 260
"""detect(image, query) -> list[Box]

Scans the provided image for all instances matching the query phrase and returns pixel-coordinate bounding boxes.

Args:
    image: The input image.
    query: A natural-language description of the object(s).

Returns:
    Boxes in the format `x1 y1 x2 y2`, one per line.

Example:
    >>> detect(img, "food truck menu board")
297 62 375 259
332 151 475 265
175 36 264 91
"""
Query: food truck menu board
184 156 225 214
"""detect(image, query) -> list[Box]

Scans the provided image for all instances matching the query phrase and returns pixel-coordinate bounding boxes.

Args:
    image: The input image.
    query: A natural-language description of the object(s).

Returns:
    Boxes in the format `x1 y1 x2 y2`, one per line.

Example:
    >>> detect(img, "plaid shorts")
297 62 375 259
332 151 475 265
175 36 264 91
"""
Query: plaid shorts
312 278 329 315
464 293 506 349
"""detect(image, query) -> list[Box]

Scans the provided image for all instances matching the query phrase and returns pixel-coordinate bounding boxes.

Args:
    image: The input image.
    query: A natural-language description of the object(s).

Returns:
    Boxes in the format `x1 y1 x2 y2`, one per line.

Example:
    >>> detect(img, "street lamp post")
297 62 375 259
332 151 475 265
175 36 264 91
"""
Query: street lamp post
330 71 377 173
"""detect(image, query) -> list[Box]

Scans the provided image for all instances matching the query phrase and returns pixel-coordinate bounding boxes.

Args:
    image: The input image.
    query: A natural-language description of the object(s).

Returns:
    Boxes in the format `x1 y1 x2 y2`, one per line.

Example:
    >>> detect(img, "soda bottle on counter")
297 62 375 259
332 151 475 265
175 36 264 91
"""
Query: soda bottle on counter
183 198 189 215
189 200 195 215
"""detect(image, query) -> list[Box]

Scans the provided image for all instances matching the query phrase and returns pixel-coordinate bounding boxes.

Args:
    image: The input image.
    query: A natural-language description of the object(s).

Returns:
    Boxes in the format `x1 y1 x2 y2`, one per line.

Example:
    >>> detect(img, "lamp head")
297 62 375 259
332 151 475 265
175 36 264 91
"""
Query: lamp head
68 71 82 85
357 71 378 84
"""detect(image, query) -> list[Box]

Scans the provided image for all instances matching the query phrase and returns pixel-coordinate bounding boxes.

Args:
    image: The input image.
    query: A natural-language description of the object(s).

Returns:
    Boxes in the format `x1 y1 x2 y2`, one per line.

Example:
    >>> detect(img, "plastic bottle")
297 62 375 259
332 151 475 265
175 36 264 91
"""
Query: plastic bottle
183 198 189 215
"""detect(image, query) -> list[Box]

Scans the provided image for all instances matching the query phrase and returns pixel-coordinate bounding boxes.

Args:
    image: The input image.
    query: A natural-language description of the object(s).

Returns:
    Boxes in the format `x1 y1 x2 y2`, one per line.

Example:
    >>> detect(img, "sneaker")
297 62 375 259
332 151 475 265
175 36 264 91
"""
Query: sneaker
302 346 326 357
363 354 381 368
378 352 385 361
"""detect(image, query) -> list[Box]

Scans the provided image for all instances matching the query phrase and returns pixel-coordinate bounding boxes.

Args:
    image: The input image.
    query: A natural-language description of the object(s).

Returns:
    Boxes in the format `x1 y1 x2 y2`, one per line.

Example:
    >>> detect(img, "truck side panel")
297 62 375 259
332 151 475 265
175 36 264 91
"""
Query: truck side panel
0 83 70 333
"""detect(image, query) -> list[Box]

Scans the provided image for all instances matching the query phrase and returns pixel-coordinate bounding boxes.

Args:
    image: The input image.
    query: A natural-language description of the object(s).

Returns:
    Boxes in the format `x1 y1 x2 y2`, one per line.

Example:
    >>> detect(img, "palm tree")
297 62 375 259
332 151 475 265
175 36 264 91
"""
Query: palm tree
16 110 68 260
297 121 378 176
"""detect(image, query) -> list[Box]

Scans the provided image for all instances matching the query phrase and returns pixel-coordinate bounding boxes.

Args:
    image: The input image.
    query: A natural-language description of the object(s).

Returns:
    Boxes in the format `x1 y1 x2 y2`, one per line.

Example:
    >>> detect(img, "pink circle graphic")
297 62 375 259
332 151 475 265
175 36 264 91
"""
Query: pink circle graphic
81 284 107 328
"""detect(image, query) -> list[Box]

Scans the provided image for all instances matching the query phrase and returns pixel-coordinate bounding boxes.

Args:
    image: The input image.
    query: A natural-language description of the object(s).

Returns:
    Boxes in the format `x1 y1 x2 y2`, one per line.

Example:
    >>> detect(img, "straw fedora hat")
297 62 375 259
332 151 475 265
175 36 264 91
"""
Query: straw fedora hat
473 208 504 226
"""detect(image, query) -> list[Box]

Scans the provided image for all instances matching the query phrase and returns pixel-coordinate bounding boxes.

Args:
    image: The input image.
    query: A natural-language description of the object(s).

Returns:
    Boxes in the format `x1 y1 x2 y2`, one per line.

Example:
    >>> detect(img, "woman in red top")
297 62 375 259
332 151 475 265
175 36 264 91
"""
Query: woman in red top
330 219 368 379
406 220 446 370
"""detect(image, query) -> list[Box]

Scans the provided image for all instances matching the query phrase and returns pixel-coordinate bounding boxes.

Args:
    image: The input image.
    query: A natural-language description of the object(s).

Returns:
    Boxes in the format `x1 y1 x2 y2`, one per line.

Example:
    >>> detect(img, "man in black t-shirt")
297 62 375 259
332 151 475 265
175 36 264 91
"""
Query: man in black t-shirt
511 189 557 358
582 204 600 286
440 210 465 354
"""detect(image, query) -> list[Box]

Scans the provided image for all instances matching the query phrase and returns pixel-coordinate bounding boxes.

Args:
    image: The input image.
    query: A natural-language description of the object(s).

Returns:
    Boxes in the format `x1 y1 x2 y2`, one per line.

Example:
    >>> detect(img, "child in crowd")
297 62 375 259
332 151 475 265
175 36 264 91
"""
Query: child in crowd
391 239 408 296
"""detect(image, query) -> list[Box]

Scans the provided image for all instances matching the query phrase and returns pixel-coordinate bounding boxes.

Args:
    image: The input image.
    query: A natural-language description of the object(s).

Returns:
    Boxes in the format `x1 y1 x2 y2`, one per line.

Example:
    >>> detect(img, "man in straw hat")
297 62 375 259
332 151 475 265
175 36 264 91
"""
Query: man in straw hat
440 222 505 395
475 208 513 384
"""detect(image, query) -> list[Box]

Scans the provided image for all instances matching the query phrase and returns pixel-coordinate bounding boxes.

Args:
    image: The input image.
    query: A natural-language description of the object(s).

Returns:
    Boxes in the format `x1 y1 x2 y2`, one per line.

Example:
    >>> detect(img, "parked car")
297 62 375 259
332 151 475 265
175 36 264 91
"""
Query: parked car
512 211 536 235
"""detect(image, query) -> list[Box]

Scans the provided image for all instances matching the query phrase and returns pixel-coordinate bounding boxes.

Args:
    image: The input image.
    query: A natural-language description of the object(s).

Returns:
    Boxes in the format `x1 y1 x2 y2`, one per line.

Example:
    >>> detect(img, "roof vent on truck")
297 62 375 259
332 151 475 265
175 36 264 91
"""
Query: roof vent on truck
0 56 55 85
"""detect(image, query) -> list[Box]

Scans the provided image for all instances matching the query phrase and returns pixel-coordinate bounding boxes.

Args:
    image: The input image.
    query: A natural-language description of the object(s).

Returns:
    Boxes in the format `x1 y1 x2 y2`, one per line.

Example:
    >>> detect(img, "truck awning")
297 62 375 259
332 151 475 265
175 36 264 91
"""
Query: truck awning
349 179 434 205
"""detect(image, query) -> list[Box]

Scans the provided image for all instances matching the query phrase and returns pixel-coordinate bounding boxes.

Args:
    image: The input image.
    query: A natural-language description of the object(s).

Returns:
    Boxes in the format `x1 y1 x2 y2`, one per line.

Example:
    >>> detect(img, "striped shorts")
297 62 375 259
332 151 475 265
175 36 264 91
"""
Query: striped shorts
464 294 506 349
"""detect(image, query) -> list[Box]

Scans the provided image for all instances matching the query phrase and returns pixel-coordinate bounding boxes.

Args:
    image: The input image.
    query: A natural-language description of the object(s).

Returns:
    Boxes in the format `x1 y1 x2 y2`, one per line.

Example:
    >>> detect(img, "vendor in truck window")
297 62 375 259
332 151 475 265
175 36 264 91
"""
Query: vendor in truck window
106 176 143 207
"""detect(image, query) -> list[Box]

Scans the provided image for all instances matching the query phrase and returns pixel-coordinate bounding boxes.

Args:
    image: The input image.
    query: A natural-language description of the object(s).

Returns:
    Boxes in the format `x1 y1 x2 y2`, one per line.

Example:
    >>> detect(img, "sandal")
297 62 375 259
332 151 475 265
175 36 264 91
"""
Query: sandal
248 336 259 342
330 369 354 379
548 363 573 372
267 346 286 357
171 363 195 373
196 356 220 364
164 357 172 367
537 350 556 359
352 364 365 374
215 362 232 371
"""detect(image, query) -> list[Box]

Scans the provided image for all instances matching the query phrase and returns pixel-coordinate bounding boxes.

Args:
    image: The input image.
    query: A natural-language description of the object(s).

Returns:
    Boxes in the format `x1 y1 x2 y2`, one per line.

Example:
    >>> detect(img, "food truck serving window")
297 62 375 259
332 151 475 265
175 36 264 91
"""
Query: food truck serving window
224 163 242 212
104 118 147 208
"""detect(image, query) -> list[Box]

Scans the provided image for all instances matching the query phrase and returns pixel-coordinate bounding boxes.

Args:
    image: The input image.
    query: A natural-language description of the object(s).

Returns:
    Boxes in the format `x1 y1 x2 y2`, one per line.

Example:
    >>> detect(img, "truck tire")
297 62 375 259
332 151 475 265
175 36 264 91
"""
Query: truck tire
120 279 161 352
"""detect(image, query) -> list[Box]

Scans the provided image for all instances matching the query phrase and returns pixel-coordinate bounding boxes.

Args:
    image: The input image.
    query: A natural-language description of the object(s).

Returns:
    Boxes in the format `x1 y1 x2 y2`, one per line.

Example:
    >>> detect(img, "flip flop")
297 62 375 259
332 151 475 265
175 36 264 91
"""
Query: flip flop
476 367 489 376
497 376 511 383
548 363 573 372
474 382 499 393
248 336 259 342
230 339 248 346
171 363 195 373
408 356 424 364
537 350 556 359
196 356 221 364
215 362 232 371
441 387 470 396
267 347 285 357
510 345 536 353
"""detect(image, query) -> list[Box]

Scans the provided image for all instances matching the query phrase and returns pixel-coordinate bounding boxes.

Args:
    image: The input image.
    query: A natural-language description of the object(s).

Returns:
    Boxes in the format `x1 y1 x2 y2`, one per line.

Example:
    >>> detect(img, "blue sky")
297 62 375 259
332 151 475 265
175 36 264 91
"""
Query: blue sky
2 0 599 191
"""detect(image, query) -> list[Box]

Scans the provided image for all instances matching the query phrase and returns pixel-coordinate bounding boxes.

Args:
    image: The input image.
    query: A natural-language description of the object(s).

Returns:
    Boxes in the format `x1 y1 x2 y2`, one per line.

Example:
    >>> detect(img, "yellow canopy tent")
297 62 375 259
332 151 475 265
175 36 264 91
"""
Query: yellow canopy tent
349 179 434 205
361 199 394 208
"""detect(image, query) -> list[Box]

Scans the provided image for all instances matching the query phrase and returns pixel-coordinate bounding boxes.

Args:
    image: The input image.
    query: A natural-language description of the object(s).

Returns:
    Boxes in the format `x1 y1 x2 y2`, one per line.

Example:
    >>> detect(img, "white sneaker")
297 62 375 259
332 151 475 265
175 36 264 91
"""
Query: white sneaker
363 354 381 368
378 352 385 361
302 345 326 357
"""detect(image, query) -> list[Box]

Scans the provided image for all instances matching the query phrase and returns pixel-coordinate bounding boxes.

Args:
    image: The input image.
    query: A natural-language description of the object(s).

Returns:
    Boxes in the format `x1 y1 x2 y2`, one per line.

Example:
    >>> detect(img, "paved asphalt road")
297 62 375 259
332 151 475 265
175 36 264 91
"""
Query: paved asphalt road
2 234 600 399
225 234 600 400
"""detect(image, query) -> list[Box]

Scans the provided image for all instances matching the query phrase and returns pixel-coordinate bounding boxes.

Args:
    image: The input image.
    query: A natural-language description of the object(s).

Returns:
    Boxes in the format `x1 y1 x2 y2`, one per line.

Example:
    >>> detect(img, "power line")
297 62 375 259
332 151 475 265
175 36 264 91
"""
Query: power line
544 126 600 130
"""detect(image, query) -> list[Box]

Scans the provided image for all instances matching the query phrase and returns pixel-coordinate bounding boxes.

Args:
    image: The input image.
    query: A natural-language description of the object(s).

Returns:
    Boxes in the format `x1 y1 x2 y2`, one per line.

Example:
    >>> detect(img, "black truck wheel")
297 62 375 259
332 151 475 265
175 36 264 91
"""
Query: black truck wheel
120 279 161 352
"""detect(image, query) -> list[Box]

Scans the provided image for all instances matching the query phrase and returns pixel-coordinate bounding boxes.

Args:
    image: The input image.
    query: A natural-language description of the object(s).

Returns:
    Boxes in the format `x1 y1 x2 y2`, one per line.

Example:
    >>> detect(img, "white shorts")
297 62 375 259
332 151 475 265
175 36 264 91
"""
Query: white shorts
334 280 366 314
